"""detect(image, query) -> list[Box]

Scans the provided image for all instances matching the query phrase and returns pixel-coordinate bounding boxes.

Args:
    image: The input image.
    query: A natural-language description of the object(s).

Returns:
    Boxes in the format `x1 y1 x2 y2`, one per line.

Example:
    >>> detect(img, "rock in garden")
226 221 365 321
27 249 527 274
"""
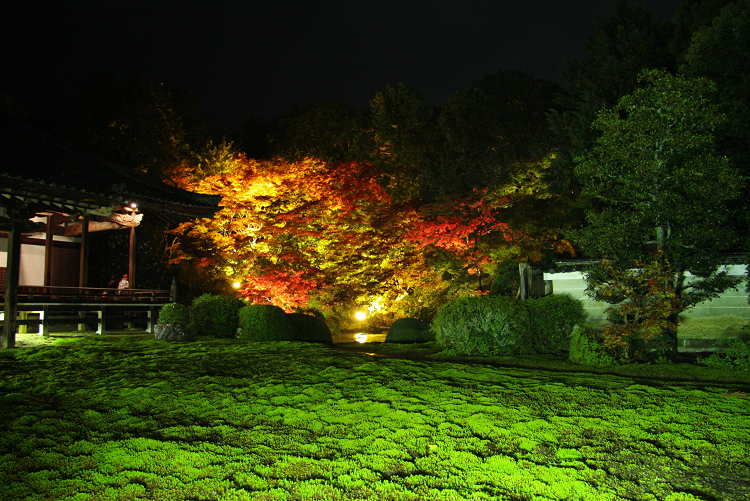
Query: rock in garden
154 324 188 341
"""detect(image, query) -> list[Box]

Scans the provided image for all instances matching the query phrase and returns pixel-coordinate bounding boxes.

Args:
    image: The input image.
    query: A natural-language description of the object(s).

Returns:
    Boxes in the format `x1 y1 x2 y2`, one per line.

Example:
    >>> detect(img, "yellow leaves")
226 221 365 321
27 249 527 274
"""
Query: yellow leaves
555 238 577 257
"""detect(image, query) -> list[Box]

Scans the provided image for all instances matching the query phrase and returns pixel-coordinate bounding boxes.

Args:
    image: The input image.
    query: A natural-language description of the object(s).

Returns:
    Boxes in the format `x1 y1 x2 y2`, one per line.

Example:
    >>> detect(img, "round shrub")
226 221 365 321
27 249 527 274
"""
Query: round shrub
569 325 616 367
385 318 435 343
703 335 750 371
157 302 190 327
432 296 530 356
191 294 245 338
288 313 333 344
523 294 587 353
238 304 295 341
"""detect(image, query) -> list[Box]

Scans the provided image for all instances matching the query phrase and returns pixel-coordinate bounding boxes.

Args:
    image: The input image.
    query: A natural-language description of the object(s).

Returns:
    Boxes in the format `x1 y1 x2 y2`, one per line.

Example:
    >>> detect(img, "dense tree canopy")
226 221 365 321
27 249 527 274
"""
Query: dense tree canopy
267 101 368 163
546 1 674 194
368 83 435 201
431 70 559 199
168 157 421 312
682 0 750 172
70 70 221 180
574 69 743 355
46 1 749 337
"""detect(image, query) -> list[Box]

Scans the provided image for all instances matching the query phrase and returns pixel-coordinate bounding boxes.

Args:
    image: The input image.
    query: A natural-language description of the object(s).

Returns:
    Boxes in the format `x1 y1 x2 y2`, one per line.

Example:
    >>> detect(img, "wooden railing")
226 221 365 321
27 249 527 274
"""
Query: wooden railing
1 285 172 304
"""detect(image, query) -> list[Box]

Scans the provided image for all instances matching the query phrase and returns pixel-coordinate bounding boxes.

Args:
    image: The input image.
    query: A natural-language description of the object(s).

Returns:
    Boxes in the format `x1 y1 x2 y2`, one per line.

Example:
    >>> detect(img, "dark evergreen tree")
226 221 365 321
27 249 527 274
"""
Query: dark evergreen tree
267 101 368 163
70 70 220 180
668 0 735 63
236 115 273 160
367 83 437 201
547 1 674 193
573 70 743 355
430 70 559 199
682 0 750 174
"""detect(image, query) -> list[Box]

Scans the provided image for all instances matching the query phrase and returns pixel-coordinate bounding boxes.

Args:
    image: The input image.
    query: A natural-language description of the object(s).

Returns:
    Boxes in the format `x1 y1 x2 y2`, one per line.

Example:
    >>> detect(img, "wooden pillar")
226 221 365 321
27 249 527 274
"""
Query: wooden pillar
41 306 48 337
148 306 157 333
97 309 104 335
2 217 23 349
44 214 54 287
129 226 136 289
79 215 89 287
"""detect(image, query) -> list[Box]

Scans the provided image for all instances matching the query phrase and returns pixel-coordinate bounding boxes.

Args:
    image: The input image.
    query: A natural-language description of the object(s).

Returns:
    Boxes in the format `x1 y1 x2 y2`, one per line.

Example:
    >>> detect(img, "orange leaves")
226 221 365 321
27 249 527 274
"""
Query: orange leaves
588 252 682 358
238 270 318 311
168 153 559 311
405 192 513 262
169 155 415 310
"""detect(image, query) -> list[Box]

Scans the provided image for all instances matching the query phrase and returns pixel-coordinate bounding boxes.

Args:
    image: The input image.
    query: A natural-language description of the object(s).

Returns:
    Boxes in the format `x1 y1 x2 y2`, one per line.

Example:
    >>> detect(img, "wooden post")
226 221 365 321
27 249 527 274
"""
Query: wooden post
44 214 54 287
518 262 531 300
2 217 23 349
101 306 111 334
148 306 157 334
129 226 136 289
79 215 89 287
42 305 49 337
97 309 104 335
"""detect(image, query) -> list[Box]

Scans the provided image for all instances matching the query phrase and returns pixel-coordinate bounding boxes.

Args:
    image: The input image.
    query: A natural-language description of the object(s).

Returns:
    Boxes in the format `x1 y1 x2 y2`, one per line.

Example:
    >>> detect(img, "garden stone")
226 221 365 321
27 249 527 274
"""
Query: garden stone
154 324 188 341
386 318 435 343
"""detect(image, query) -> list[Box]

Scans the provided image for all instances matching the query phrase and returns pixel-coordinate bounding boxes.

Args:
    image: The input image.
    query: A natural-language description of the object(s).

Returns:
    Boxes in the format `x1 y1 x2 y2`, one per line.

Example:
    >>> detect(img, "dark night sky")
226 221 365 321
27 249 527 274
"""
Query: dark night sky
3 0 682 132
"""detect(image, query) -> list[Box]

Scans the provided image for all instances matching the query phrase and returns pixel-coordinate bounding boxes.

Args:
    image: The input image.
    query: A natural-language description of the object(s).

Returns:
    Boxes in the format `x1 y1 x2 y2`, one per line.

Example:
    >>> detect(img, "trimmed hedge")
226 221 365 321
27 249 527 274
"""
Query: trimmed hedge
432 294 587 356
523 294 587 353
432 296 530 356
704 335 750 371
191 294 245 338
569 325 616 367
238 305 295 341
385 318 435 343
288 313 333 344
157 302 191 327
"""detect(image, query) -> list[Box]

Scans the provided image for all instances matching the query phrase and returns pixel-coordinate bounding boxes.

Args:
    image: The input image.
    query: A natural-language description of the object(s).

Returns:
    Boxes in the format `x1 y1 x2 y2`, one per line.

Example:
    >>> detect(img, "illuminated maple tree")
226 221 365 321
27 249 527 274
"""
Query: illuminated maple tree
168 144 574 320
405 152 576 298
169 156 424 312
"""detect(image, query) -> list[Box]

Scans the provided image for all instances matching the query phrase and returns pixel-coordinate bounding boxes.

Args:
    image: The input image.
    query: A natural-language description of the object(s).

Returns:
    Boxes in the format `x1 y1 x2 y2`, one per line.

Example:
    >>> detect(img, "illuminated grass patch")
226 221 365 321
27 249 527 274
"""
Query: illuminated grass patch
1 336 748 500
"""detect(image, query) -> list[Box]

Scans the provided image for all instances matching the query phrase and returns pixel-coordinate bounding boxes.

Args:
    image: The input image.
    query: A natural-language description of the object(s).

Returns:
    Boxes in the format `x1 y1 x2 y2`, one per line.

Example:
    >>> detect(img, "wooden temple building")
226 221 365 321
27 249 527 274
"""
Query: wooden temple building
0 117 221 348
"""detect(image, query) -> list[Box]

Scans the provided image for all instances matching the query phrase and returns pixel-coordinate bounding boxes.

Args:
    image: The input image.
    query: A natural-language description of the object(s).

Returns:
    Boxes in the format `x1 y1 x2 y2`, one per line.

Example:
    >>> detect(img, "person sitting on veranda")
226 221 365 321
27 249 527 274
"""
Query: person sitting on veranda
117 274 129 294
104 274 118 295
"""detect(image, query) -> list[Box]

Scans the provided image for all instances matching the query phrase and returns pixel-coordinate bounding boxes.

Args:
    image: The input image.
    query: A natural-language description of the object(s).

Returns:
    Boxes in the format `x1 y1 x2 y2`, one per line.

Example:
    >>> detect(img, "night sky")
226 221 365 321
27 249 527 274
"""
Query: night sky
3 0 682 132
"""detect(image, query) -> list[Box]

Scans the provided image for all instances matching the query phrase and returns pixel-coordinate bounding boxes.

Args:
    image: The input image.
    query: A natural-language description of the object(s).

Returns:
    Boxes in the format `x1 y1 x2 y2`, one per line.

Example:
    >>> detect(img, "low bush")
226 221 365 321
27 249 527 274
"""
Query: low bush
191 294 245 338
288 313 333 344
238 305 295 341
385 318 435 343
489 260 520 297
432 296 530 356
703 335 750 371
569 324 616 367
523 294 587 353
157 302 191 327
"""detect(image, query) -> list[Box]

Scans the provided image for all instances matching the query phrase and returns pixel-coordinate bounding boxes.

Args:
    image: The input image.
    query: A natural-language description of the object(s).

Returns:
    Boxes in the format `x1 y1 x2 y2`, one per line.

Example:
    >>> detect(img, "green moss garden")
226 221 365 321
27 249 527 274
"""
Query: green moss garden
1 335 748 500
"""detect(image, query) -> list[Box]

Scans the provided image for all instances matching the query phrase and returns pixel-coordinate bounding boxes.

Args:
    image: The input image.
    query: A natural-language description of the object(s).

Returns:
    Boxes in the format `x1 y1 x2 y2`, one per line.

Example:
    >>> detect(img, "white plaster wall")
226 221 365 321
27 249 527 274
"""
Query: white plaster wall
544 266 750 336
542 271 610 325
0 235 79 286
0 242 46 286
19 244 45 285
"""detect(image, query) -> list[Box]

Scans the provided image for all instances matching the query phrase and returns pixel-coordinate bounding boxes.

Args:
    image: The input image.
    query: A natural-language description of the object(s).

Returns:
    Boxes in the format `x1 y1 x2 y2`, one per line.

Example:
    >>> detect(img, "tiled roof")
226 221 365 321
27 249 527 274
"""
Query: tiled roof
0 117 221 218
546 253 748 274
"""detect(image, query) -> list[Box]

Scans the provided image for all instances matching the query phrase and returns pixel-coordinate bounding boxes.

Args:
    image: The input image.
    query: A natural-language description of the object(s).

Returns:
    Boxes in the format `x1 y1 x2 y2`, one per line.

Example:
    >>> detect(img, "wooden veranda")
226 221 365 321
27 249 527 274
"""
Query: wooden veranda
1 285 174 336
0 117 221 348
